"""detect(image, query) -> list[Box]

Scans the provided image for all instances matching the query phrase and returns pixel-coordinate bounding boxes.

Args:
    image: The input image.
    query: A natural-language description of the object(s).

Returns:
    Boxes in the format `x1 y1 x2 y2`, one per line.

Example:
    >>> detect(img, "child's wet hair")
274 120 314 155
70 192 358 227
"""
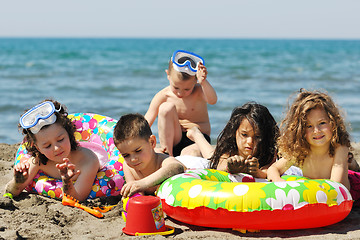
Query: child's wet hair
113 113 152 145
210 102 279 169
19 99 78 165
278 89 351 167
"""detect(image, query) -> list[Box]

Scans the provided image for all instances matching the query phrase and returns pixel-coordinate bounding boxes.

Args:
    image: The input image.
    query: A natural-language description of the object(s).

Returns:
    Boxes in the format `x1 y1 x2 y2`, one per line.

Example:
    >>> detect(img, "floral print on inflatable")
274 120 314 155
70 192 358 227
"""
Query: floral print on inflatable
157 169 353 229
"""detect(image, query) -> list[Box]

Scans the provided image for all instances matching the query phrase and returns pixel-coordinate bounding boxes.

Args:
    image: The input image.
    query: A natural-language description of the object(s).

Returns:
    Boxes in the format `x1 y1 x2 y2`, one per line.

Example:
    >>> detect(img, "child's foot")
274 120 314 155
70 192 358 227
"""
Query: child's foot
186 126 202 142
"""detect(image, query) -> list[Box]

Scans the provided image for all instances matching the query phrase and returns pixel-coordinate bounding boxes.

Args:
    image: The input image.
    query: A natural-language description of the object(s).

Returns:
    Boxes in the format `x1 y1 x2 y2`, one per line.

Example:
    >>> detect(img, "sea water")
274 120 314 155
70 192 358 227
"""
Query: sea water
0 38 359 144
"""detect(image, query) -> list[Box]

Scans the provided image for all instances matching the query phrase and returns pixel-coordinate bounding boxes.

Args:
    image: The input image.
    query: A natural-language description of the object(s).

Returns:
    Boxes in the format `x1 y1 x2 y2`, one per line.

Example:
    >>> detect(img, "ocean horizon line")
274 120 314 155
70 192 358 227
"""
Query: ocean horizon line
1 36 360 41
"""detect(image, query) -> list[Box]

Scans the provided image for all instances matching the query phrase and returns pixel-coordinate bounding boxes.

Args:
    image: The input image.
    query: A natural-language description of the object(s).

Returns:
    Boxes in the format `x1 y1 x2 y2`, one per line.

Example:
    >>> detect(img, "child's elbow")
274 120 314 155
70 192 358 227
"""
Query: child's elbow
177 164 186 174
173 163 185 175
207 93 217 104
5 181 21 197
266 168 274 180
208 98 217 105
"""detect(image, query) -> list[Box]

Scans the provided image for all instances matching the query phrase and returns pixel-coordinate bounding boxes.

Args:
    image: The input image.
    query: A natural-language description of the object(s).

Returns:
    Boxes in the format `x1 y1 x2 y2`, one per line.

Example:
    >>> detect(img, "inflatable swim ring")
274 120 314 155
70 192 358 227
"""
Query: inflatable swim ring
14 113 125 200
157 169 353 230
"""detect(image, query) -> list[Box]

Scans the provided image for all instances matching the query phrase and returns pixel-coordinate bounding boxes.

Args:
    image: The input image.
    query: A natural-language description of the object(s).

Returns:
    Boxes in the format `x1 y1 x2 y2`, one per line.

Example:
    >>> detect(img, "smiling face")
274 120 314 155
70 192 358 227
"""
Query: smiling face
235 118 258 158
167 70 196 98
305 107 333 149
35 123 71 163
117 135 157 172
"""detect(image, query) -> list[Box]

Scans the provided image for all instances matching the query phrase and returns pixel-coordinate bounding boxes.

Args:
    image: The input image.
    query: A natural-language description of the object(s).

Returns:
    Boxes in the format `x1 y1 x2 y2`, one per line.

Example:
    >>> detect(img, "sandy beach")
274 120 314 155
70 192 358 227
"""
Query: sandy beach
1 142 360 240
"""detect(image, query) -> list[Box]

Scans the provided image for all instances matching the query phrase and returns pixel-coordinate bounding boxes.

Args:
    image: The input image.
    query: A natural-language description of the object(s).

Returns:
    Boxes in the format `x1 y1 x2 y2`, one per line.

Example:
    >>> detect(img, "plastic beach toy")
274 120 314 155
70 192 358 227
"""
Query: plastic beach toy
121 193 142 222
122 196 174 236
157 169 353 230
62 193 104 218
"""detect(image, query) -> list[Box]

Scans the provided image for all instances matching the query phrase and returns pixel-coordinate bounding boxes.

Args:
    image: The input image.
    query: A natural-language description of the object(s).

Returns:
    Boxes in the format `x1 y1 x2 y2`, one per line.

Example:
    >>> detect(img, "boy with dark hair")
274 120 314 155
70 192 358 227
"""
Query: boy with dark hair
114 113 185 197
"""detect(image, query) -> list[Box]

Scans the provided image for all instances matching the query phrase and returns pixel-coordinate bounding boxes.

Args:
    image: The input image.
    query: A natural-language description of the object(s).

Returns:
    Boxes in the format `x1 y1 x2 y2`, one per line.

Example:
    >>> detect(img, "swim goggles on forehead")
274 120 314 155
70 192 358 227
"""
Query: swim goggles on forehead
171 50 204 76
19 101 60 134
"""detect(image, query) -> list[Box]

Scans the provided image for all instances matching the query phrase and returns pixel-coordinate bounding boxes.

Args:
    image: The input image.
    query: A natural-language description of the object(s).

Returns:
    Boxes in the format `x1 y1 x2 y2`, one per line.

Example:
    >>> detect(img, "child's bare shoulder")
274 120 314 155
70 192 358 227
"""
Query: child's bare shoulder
335 145 349 153
157 86 171 95
192 83 203 93
157 152 171 162
75 147 99 165
152 86 172 100
157 153 179 165
192 83 208 98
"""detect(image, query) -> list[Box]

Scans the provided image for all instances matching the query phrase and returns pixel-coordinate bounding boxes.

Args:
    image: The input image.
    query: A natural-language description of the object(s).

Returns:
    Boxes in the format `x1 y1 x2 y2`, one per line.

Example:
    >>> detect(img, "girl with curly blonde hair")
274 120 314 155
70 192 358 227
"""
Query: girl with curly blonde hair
268 89 360 202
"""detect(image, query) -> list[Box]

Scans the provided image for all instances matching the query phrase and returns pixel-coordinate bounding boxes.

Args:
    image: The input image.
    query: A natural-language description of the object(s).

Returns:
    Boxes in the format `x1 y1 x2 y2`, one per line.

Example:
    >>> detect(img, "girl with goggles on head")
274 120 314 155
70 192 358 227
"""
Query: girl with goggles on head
5 99 100 201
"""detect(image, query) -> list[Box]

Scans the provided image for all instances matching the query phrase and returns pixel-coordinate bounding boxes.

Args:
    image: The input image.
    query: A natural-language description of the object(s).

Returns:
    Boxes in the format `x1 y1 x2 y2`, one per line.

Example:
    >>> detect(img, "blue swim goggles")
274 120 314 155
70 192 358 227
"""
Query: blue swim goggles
171 50 204 76
20 101 60 134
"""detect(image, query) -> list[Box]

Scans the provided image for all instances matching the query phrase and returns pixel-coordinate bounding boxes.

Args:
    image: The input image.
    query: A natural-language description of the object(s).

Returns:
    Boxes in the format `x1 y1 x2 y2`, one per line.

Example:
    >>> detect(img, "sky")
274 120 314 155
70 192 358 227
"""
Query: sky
0 0 359 39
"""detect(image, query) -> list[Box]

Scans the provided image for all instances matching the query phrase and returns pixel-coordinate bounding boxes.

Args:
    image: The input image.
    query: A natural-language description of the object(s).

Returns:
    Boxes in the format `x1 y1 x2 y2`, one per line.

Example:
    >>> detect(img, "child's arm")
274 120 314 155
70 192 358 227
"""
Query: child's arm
330 145 350 190
121 157 185 198
197 63 217 105
120 163 142 196
144 90 166 127
56 155 99 201
267 157 291 182
5 159 40 196
215 155 229 172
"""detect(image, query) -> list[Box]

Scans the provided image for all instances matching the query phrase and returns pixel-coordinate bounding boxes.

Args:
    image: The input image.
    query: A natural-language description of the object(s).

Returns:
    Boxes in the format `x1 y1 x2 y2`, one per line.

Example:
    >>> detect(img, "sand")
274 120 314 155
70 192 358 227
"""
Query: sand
1 143 360 240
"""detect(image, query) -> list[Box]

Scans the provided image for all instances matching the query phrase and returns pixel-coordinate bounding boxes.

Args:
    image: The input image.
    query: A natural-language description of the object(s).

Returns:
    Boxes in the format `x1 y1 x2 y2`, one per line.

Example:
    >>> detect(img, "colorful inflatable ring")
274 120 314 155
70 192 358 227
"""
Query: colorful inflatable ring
14 113 125 200
157 169 353 230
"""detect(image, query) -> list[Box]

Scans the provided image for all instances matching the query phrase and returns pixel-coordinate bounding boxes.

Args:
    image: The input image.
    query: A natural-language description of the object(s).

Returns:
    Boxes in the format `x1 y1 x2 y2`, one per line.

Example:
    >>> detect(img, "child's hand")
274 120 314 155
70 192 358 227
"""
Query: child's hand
245 157 260 175
13 161 30 182
56 158 80 183
196 62 207 84
14 166 28 184
121 180 145 198
226 155 247 174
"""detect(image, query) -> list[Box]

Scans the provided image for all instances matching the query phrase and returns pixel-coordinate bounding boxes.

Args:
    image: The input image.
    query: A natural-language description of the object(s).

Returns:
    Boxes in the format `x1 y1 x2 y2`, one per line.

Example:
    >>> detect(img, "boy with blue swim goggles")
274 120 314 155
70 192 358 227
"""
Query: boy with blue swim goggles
171 50 205 76
20 101 61 134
